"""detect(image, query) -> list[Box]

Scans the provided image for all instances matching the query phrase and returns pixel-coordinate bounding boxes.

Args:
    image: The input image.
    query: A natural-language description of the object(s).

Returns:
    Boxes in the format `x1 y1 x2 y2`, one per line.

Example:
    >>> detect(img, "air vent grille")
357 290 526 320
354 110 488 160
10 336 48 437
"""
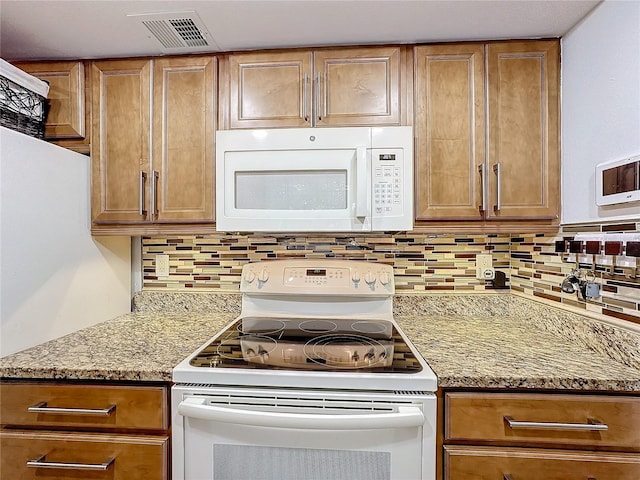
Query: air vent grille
129 10 216 52
142 18 208 49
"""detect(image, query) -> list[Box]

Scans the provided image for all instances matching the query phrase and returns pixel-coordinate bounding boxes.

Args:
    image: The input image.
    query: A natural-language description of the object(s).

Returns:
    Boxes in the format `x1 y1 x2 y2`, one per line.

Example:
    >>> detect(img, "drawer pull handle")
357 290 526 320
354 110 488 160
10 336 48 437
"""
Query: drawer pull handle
27 454 114 471
28 402 116 416
503 475 513 480
504 416 608 431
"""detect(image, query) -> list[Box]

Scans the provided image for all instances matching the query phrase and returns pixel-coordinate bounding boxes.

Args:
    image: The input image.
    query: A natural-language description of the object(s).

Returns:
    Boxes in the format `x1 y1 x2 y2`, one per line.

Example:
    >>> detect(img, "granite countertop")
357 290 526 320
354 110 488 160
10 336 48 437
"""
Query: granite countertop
1 293 639 391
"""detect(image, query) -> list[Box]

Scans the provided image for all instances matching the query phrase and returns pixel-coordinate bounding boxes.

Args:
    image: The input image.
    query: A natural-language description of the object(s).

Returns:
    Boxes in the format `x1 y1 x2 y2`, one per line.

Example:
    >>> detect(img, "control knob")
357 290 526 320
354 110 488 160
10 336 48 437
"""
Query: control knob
257 268 269 283
244 271 256 283
379 271 391 286
364 271 376 286
351 271 361 286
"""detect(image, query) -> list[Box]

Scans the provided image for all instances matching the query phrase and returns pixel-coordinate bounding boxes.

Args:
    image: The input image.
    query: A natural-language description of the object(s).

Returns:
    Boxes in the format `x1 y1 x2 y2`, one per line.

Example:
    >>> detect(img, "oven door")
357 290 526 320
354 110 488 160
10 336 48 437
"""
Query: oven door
172 386 436 480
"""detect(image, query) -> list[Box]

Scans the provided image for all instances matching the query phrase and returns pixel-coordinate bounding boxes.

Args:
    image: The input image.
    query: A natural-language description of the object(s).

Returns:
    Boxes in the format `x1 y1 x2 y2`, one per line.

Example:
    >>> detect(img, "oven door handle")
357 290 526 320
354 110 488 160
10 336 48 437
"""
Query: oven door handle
178 397 425 430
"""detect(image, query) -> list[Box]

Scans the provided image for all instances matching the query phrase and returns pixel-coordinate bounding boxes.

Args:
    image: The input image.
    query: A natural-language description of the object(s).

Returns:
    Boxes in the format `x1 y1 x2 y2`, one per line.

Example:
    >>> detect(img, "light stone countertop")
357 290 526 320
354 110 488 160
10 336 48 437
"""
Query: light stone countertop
1 293 639 391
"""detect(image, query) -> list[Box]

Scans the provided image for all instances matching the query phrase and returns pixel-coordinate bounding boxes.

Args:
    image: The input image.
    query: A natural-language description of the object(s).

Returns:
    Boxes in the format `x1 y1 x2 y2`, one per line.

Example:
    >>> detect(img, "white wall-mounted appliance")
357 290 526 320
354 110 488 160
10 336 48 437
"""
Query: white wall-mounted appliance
595 154 640 206
215 126 413 232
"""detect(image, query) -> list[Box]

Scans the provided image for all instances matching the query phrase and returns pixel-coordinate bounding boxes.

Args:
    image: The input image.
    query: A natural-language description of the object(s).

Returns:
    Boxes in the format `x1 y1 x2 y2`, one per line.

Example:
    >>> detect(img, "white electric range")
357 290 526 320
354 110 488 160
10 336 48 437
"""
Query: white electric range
172 259 437 480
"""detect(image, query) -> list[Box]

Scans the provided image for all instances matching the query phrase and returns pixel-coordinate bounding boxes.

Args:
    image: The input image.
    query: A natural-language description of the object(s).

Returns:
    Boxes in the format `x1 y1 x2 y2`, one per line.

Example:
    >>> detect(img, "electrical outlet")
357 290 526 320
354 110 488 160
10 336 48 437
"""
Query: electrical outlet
476 254 494 280
155 254 170 277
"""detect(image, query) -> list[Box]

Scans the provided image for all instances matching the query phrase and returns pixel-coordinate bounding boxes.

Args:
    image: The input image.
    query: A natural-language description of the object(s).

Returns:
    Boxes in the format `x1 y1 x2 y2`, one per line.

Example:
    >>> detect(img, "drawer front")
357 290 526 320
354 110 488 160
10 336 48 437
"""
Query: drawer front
445 446 640 480
445 392 640 449
0 430 168 480
0 383 168 430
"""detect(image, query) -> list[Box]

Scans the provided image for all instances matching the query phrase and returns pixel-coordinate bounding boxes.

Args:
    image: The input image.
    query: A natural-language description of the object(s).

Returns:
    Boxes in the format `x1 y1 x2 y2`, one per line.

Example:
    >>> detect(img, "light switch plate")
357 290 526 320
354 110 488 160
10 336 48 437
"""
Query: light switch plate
155 254 170 277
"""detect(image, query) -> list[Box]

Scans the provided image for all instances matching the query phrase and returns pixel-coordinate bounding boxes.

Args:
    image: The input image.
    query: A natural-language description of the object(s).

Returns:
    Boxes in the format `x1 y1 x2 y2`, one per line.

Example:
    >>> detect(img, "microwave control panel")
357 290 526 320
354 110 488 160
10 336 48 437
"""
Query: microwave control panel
372 148 404 218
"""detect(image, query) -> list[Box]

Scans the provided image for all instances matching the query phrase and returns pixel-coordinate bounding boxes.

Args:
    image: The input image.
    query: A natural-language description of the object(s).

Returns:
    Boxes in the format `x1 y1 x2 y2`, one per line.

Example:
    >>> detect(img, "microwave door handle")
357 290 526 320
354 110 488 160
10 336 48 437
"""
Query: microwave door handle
178 397 424 430
356 146 369 218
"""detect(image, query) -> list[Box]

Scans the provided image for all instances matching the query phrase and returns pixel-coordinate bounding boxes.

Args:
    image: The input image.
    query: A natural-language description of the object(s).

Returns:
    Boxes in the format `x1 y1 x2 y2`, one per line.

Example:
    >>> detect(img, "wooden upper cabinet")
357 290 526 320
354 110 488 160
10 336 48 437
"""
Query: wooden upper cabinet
91 56 216 230
91 59 151 225
14 61 85 139
225 51 312 129
152 56 216 223
414 39 560 224
486 40 560 220
314 47 403 126
414 44 485 220
221 46 407 129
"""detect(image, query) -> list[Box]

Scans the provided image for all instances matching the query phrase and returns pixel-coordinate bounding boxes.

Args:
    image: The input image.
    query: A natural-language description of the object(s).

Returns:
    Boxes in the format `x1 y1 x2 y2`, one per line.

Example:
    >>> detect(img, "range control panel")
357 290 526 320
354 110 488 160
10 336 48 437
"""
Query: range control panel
241 260 395 296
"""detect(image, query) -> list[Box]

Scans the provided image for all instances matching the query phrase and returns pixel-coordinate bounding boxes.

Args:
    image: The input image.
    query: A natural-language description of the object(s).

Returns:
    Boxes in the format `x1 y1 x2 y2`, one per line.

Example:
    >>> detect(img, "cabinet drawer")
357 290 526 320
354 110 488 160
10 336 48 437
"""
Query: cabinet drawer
0 430 168 480
445 392 640 449
444 445 640 480
0 383 168 431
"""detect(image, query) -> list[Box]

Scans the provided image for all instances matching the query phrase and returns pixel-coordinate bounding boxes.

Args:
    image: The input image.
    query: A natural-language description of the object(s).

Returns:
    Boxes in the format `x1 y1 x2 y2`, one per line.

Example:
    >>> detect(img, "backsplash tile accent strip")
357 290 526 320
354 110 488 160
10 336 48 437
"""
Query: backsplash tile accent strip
141 232 640 325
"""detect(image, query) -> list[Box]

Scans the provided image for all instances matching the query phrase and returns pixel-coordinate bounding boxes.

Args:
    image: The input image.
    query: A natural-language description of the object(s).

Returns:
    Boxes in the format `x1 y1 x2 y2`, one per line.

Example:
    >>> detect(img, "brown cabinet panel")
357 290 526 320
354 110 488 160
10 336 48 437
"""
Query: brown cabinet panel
223 46 406 129
227 51 312 128
1 430 168 480
414 39 560 226
153 56 216 222
14 61 85 139
314 47 403 126
445 392 640 450
486 40 560 220
91 59 151 225
0 382 168 431
414 44 485 220
90 56 216 231
444 446 640 480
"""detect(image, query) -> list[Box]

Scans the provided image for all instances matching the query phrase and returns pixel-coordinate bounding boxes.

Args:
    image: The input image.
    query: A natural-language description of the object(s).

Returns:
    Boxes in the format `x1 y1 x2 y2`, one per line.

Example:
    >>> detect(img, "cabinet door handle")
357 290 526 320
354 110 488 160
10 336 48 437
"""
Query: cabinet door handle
139 171 147 216
28 402 116 416
503 475 513 480
478 164 487 212
504 416 608 431
150 169 159 216
493 163 501 212
27 454 114 471
303 73 309 122
316 72 322 122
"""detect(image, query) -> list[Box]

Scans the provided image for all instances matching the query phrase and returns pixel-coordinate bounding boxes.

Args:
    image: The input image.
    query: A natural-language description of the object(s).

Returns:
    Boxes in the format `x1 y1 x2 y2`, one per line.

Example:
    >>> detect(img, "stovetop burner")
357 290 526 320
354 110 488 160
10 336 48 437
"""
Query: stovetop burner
189 318 423 373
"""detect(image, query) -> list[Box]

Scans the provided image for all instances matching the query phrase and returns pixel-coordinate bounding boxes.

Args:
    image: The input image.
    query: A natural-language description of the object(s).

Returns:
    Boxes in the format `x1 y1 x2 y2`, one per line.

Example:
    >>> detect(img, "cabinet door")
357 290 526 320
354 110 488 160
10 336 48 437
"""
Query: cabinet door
444 446 640 480
91 59 151 224
1 430 168 480
226 51 312 128
486 40 560 220
14 61 85 139
0 382 168 431
445 391 640 450
414 44 485 220
153 56 216 223
314 46 404 126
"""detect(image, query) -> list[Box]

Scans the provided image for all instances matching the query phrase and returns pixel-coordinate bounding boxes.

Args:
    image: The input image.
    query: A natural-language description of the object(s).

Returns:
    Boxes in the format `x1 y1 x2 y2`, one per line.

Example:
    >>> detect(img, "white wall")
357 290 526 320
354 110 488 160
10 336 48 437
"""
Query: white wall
0 127 131 356
561 0 640 224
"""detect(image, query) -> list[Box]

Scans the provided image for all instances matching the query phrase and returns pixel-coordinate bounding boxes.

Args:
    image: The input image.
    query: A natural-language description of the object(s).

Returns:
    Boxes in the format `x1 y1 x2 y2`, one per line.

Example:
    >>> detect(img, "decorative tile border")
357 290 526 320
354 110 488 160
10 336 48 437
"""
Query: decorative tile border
141 232 640 325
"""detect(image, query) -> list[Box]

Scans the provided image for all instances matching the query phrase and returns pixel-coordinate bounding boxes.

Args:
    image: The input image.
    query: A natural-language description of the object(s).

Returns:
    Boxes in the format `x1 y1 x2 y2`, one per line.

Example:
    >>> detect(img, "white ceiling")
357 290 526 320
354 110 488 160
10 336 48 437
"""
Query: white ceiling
1 0 601 61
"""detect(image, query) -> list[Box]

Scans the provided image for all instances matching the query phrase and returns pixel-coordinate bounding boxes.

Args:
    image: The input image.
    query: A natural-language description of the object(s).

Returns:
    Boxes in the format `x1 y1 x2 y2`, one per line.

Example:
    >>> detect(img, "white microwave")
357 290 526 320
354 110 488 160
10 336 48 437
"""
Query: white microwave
595 155 640 206
215 127 413 232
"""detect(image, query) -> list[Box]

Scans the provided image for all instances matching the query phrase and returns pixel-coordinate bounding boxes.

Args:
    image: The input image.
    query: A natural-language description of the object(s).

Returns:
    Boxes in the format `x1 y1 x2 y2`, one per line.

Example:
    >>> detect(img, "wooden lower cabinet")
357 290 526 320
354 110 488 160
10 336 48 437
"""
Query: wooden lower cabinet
444 445 640 480
0 430 168 480
443 391 640 480
0 381 170 480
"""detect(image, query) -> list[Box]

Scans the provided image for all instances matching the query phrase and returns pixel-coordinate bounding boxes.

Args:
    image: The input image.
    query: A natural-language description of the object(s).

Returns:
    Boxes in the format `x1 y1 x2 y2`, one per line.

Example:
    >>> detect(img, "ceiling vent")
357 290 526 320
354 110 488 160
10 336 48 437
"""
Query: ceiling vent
128 11 218 52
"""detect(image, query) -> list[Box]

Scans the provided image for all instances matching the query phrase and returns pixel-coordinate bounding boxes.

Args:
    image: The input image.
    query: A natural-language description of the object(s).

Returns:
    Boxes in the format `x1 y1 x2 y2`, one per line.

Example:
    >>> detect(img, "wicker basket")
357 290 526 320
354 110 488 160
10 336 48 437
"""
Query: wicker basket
0 63 49 139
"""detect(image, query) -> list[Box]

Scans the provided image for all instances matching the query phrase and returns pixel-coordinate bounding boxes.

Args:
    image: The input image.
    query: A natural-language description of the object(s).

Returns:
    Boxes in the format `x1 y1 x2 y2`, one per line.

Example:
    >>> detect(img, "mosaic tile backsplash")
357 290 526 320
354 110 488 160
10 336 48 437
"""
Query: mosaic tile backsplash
142 232 640 326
